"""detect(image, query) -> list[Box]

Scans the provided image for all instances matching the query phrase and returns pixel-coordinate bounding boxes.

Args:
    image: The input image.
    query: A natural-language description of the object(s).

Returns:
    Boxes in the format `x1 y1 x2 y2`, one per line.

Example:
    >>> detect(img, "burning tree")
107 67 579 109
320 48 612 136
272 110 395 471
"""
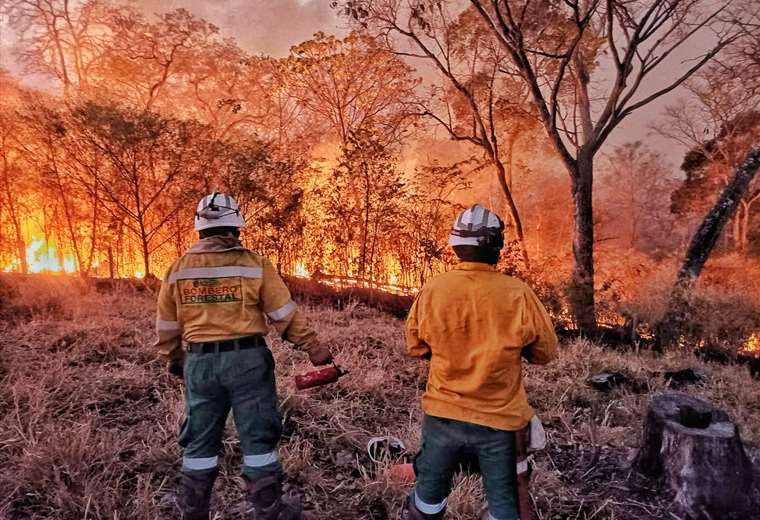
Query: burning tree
217 141 311 274
57 103 208 277
401 159 471 285
17 96 101 276
0 73 32 274
323 129 406 281
658 146 760 349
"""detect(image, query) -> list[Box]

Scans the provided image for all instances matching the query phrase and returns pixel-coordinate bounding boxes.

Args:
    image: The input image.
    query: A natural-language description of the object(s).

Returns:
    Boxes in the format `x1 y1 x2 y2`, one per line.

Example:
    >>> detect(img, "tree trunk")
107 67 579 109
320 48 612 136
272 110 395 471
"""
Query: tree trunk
1 152 27 274
633 393 758 519
740 200 751 254
16 237 28 274
58 184 84 273
83 192 99 276
140 233 150 278
494 159 530 269
569 154 596 334
657 147 760 349
732 207 743 252
360 178 371 279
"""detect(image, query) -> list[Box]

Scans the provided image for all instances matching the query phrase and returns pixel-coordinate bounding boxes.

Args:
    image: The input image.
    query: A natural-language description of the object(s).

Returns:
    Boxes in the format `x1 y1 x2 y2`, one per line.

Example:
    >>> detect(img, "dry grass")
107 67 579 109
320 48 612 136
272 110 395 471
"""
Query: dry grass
1 274 759 520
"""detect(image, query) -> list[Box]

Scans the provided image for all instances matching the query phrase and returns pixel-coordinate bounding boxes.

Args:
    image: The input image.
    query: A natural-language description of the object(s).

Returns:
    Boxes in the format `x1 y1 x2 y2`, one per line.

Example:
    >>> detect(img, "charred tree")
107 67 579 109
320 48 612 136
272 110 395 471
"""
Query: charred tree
633 393 758 519
657 147 760 349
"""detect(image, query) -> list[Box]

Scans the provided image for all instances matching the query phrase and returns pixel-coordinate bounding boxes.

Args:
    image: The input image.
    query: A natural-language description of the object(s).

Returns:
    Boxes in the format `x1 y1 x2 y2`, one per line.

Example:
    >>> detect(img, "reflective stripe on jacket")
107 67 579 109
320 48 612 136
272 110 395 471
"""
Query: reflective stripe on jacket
405 262 558 431
154 237 317 361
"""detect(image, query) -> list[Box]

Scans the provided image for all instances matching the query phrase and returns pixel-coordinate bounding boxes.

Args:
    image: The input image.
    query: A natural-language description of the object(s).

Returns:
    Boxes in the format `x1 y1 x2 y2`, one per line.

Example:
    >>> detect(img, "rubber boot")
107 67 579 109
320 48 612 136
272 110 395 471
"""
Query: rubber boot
179 468 218 520
244 474 313 520
400 494 446 520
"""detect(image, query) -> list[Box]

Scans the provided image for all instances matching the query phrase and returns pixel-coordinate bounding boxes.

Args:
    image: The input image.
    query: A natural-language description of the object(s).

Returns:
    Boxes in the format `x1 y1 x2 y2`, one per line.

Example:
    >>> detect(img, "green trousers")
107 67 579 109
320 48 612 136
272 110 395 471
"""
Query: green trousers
413 414 519 520
179 346 282 478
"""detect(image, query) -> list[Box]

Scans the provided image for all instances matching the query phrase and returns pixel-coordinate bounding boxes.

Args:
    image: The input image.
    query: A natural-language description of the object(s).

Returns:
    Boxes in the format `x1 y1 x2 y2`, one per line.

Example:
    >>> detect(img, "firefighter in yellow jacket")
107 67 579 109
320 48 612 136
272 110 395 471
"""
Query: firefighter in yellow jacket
154 193 331 520
402 204 559 520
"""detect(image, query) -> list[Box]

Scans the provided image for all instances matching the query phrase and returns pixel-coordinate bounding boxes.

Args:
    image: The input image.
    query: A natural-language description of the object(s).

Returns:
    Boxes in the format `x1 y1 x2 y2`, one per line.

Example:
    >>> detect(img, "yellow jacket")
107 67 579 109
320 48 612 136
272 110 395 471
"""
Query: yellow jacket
154 236 318 361
406 262 558 430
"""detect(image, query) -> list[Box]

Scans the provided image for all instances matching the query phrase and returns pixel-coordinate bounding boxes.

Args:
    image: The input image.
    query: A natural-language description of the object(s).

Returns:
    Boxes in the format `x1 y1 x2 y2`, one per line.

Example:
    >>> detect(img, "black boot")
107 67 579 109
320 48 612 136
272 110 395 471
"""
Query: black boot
244 474 313 520
401 494 446 520
179 468 218 520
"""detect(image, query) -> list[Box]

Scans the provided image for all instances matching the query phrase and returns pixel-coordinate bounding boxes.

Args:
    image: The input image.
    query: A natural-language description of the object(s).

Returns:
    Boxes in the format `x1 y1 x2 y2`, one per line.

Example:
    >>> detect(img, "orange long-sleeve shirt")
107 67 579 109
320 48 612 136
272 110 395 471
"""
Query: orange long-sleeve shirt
405 262 558 430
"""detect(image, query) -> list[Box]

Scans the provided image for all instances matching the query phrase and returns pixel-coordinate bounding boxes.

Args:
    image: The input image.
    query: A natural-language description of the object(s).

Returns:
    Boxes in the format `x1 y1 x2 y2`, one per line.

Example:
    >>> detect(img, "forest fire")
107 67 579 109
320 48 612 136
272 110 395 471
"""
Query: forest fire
0 0 757 346
1 1 760 520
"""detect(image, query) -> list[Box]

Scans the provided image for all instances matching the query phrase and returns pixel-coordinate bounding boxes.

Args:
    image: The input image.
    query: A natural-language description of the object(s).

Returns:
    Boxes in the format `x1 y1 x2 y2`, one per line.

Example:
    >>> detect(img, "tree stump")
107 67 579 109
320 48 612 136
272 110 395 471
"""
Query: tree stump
633 393 759 519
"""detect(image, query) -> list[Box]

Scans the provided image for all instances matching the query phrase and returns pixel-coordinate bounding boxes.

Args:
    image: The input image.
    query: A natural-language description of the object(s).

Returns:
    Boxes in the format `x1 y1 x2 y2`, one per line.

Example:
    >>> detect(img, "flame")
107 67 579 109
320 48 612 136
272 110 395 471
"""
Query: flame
24 239 77 274
1 229 149 278
3 225 414 291
294 261 310 278
741 333 760 358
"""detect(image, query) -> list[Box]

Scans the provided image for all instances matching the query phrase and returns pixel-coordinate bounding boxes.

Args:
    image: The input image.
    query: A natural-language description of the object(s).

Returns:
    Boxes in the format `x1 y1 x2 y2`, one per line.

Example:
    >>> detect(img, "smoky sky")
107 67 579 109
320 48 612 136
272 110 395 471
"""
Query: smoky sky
136 0 345 57
133 0 705 167
2 0 721 168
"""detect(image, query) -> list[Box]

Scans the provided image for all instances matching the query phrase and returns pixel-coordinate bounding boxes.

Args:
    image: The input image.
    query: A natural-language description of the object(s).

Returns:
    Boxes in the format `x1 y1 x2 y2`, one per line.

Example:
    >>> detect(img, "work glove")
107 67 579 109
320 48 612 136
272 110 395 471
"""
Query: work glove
167 359 184 379
308 345 333 366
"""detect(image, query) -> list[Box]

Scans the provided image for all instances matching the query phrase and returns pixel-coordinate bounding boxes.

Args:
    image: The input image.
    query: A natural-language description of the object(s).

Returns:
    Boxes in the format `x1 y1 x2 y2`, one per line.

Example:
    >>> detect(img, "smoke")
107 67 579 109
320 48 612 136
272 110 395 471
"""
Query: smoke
135 0 345 56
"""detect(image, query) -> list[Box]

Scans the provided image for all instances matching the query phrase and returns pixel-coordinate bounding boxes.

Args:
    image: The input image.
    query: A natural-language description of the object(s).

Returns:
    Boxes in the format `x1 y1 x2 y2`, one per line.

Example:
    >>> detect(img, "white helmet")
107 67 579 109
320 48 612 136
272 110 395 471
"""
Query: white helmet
448 204 504 248
194 192 245 231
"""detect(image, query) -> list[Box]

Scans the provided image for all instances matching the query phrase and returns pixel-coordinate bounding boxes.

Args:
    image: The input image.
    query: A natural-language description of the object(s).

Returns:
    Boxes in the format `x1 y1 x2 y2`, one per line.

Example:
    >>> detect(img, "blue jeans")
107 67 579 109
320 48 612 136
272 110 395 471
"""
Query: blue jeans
179 346 282 478
413 415 519 520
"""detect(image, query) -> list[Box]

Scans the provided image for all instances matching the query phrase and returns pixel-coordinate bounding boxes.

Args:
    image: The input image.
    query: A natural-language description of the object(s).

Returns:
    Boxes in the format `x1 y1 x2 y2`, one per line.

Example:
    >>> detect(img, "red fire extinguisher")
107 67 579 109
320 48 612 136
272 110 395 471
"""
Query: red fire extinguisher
295 362 348 390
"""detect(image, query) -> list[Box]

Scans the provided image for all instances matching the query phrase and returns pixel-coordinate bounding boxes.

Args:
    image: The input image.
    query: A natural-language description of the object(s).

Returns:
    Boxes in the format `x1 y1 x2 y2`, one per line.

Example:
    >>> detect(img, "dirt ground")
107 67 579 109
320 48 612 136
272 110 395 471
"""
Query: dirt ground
1 275 759 519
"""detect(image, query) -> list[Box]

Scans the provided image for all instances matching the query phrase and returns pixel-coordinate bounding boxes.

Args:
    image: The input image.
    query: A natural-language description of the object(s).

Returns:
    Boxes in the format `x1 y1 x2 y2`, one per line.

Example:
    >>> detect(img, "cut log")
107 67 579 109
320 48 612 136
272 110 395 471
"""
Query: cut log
633 393 758 519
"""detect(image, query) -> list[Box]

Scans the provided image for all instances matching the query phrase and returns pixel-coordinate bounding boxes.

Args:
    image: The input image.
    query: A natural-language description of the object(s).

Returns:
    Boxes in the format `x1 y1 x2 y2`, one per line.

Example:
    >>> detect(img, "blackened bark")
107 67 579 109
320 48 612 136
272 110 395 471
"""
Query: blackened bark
657 147 760 349
569 153 596 334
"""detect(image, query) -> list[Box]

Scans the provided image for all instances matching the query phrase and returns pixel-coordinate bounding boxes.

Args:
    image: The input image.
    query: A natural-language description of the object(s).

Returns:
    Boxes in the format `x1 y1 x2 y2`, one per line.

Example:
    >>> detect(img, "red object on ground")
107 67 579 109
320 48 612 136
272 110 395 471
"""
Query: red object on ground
388 463 416 483
295 364 348 390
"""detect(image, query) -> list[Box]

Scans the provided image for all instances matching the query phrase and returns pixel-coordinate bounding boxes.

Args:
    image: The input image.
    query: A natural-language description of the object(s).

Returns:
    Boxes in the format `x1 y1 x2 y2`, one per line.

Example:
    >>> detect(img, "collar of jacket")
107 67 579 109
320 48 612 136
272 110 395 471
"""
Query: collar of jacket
187 235 247 254
454 261 497 272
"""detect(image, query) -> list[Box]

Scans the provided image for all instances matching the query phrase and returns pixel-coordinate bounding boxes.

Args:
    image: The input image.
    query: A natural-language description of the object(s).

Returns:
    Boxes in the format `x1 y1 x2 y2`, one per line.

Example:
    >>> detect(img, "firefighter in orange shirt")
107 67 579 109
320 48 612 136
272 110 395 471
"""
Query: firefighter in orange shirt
155 193 331 520
402 204 559 520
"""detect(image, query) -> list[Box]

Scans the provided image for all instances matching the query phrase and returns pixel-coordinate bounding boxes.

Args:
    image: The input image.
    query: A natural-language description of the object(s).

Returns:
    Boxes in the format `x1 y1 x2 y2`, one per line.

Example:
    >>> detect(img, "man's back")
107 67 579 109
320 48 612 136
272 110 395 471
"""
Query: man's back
155 236 317 362
406 262 558 430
